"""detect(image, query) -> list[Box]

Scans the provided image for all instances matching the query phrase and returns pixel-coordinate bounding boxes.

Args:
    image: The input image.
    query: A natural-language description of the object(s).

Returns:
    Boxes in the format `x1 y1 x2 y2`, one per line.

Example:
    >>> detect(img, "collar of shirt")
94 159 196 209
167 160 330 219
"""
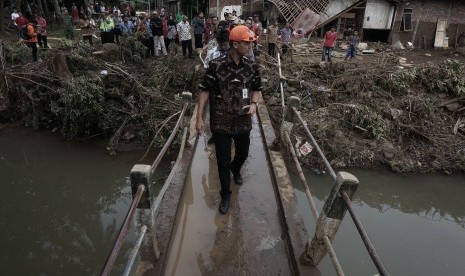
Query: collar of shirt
226 52 248 66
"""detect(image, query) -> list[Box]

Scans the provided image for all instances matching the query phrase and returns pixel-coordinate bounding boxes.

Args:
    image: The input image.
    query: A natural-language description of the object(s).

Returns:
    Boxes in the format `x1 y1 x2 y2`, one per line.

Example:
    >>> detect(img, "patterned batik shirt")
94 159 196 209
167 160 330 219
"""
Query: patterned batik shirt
176 21 192 41
199 54 262 135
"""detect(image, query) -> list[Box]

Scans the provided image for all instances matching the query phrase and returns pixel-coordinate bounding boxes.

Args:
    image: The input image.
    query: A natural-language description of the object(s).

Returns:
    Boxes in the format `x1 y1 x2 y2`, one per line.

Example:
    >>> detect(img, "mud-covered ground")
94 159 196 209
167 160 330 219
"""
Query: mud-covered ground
261 45 465 174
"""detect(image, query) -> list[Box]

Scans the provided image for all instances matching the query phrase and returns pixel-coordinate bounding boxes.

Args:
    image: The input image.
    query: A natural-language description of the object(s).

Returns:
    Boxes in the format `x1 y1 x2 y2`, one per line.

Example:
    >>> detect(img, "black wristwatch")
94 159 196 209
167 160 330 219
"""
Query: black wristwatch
251 101 258 106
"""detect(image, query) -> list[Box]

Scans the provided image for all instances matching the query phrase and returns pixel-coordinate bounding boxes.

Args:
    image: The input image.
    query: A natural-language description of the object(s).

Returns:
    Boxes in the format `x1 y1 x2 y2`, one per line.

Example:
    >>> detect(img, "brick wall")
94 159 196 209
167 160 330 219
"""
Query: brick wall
390 0 465 48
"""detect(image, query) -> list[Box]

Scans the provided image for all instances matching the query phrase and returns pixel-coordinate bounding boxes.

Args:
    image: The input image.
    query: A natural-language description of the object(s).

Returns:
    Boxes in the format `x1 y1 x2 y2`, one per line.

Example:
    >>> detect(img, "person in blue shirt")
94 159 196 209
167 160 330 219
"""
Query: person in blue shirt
344 30 360 61
120 15 134 36
192 12 205 50
280 22 293 56
145 15 155 56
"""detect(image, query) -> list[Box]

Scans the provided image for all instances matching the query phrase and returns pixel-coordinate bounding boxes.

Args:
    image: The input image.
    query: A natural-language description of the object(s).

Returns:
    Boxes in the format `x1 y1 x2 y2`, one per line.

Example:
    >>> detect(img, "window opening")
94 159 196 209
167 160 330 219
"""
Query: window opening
400 8 413 31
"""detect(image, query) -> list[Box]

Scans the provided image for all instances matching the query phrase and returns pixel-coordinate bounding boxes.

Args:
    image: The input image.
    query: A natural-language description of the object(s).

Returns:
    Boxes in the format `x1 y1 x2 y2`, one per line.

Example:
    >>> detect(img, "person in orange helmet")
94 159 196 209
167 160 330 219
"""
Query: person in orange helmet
196 26 262 214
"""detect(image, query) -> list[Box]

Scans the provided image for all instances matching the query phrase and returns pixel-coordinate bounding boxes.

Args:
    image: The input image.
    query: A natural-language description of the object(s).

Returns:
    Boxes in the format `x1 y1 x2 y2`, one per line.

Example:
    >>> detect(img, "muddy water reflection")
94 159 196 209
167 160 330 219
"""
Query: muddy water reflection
292 169 465 276
0 127 167 275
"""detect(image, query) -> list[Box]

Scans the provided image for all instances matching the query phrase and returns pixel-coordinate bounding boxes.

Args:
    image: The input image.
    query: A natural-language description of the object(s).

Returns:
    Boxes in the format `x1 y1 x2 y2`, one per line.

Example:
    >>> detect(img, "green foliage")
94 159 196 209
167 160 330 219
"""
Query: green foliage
386 69 417 94
419 59 465 96
119 35 146 63
346 105 386 140
50 77 110 138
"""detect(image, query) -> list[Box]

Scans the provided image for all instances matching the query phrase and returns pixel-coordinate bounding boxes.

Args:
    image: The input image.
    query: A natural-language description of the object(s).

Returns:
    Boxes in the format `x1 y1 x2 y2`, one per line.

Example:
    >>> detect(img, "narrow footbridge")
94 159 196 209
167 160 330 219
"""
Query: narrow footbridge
100 92 389 276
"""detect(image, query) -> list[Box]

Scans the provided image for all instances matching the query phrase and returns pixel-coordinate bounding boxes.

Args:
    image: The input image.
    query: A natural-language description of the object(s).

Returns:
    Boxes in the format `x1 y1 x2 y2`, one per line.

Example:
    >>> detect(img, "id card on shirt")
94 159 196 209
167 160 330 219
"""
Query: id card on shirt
242 88 248 99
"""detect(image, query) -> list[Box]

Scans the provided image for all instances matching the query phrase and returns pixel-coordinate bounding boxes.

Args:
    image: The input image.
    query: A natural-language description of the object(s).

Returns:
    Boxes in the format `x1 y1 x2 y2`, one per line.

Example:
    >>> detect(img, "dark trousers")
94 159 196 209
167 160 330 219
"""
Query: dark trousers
114 27 121 44
213 131 250 197
194 33 203 48
37 34 47 48
101 32 107 44
282 43 290 56
268 43 276 57
164 37 171 53
108 30 115 43
181 39 193 58
28 42 38 61
147 37 155 56
101 30 115 44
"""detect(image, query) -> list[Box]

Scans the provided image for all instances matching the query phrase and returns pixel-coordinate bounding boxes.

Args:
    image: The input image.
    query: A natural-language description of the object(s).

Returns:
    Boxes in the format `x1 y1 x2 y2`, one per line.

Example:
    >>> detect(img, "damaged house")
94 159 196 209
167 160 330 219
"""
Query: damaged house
208 0 465 48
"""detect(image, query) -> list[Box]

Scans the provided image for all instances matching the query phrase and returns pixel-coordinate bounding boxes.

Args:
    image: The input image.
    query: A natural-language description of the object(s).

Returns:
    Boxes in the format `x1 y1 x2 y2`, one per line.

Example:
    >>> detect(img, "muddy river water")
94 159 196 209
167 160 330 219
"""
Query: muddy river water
0 127 169 275
1 127 464 275
293 169 465 276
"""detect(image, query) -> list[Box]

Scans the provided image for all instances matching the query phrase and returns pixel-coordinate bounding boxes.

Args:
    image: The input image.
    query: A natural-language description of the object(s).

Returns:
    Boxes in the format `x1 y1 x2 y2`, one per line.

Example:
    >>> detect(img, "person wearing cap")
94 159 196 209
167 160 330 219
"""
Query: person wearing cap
322 25 337 62
196 25 262 215
99 11 115 43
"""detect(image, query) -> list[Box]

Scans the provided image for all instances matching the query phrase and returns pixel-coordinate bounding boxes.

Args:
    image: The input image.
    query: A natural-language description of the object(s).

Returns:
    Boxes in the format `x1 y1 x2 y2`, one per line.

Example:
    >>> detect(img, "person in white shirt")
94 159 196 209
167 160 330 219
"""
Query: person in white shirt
10 8 19 30
176 15 193 58
203 28 229 68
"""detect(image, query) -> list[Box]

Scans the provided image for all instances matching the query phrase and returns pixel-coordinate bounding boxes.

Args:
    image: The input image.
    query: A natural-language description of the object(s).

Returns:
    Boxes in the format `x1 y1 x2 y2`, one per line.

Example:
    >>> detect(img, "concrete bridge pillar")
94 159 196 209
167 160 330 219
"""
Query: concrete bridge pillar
130 164 160 259
280 96 301 141
130 164 152 209
301 172 359 266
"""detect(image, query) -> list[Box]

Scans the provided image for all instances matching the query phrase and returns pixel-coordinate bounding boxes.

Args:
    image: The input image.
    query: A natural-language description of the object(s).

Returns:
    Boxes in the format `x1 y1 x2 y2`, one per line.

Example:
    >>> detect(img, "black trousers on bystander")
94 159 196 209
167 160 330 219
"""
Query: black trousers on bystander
28 42 38 61
181 39 193 58
37 34 47 48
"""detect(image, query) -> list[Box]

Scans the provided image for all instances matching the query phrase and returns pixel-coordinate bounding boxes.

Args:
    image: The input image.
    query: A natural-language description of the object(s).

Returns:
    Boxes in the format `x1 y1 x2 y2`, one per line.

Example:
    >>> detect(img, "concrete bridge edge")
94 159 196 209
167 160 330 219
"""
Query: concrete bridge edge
256 96 320 276
134 114 197 276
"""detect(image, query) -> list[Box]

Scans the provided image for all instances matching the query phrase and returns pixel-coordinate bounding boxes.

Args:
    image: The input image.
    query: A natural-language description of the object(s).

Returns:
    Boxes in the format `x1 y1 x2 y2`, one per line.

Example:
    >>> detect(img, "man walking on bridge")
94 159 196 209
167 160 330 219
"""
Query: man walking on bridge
196 25 262 214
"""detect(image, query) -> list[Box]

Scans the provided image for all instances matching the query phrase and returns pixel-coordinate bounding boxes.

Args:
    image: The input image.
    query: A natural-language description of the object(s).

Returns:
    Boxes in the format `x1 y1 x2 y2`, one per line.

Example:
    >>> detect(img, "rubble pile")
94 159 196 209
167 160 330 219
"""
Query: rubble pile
262 53 465 173
0 41 202 154
2 35 465 173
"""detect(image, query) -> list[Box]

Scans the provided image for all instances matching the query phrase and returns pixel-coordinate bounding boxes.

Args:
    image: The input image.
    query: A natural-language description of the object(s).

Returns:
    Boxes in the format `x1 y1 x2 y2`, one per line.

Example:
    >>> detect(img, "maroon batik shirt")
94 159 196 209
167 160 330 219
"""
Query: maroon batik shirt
199 54 262 135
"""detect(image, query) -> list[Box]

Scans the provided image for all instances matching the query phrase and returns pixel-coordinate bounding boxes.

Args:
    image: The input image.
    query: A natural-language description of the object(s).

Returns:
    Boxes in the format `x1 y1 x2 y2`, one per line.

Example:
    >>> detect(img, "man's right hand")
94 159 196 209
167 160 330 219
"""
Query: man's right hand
196 118 205 135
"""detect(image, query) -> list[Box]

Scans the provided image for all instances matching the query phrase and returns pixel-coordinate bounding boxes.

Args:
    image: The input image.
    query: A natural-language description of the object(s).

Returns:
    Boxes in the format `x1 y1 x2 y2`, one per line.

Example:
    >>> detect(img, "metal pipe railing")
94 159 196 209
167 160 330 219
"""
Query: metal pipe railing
290 106 389 276
101 184 145 276
291 106 337 180
152 126 188 216
122 225 148 276
342 192 390 276
284 130 345 276
151 102 189 174
101 101 190 276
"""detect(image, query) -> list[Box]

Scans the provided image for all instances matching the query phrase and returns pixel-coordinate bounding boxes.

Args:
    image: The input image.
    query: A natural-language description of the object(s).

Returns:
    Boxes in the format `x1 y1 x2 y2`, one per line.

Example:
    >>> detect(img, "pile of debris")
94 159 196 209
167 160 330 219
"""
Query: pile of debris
0 40 202 155
261 52 465 173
